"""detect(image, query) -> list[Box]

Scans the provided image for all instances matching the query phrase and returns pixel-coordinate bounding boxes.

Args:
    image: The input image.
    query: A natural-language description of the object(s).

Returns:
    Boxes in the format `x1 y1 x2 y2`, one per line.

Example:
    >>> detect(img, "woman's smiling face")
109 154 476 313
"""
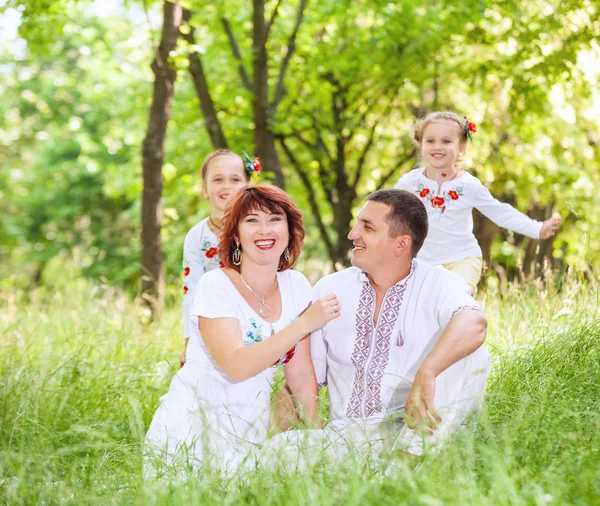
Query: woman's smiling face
237 208 289 267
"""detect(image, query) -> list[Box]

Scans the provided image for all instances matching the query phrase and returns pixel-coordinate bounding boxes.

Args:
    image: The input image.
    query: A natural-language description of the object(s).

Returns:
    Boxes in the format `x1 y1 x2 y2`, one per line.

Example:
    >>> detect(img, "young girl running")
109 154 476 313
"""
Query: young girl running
181 149 260 366
395 111 561 293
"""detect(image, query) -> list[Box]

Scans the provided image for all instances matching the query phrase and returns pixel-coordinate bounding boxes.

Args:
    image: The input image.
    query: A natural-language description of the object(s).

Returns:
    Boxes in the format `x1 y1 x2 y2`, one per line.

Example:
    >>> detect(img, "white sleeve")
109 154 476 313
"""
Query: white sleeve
309 279 328 388
289 270 312 316
435 271 485 329
394 171 412 190
471 179 543 239
182 226 206 340
190 273 239 320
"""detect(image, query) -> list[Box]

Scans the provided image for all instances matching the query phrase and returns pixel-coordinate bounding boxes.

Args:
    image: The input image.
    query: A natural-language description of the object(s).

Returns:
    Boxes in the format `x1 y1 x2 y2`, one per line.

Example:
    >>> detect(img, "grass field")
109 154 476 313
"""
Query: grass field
1 272 599 505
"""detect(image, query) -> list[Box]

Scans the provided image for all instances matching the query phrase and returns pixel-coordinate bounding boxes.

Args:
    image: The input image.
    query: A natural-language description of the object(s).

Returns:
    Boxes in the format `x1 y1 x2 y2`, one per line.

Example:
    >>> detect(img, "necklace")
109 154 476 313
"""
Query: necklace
208 217 222 233
239 274 277 318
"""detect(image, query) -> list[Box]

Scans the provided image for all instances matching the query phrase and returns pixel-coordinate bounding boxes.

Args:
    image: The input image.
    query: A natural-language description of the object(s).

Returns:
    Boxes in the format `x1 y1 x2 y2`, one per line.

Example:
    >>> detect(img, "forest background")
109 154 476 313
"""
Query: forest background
1 0 599 314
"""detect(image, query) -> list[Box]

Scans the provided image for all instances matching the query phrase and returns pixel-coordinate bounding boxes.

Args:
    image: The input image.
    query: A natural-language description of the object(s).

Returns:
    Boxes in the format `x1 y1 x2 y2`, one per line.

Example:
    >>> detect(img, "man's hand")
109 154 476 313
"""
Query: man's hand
540 215 561 239
179 338 189 368
404 368 441 435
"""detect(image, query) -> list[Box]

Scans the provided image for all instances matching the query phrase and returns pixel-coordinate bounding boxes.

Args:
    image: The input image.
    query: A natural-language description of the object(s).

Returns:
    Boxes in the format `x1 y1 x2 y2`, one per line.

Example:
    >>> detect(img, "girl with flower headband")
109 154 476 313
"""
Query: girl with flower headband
181 149 260 366
395 111 561 293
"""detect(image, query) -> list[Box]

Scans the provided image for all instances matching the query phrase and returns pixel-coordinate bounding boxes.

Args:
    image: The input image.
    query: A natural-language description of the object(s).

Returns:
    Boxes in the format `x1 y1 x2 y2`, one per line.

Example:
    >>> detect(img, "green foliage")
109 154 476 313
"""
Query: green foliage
1 7 150 287
1 274 599 503
1 0 599 290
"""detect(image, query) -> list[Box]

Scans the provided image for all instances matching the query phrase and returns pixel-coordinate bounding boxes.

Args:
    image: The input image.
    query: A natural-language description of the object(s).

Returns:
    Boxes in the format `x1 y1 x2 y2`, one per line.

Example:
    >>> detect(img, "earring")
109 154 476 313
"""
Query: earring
283 247 290 263
232 244 242 266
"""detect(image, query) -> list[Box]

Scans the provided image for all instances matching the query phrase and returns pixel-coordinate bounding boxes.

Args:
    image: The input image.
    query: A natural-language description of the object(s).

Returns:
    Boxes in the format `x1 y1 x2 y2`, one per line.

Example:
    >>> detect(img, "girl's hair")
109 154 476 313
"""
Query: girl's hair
200 149 247 181
413 112 468 144
219 185 305 272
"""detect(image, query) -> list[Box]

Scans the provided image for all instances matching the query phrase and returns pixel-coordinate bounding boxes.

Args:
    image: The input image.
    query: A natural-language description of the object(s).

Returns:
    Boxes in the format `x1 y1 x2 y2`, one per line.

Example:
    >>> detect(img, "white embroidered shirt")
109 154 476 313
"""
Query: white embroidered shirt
182 218 221 340
395 169 543 265
310 260 483 421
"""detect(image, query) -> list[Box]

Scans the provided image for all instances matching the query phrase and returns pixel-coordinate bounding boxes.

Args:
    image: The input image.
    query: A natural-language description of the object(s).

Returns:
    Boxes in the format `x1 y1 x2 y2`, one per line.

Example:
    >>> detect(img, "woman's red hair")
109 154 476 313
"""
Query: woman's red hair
219 184 305 271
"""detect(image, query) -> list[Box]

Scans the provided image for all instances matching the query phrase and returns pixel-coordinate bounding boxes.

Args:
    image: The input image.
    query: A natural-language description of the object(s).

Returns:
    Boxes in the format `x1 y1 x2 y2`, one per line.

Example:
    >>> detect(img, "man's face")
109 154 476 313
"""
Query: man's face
347 201 399 273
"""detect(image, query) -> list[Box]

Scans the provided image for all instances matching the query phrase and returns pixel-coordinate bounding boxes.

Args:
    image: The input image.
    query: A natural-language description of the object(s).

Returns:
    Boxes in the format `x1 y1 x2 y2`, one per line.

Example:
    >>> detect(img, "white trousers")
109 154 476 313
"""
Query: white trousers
252 347 492 472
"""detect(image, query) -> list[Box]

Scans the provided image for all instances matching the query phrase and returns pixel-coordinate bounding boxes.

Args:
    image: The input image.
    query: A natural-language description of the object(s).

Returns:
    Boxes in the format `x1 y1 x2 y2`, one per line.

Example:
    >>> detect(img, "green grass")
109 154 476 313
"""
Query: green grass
1 272 599 505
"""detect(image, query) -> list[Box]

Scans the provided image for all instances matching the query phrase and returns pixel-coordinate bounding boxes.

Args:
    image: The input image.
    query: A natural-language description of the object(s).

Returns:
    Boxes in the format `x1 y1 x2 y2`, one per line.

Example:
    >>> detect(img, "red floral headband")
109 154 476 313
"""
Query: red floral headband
464 116 477 142
242 152 261 182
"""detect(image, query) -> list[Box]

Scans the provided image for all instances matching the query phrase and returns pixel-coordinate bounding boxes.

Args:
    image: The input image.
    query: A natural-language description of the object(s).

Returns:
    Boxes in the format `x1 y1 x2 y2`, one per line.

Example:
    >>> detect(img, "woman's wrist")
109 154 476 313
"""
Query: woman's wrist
290 315 312 340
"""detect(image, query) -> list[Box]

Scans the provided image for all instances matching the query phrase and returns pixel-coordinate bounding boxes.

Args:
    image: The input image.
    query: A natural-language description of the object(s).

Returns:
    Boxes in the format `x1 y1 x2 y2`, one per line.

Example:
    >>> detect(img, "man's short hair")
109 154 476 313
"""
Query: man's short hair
366 189 428 257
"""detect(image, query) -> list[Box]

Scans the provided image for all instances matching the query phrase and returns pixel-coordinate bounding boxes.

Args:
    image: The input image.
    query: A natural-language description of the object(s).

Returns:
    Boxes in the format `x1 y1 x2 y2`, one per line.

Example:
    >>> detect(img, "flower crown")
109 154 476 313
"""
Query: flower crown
463 116 477 142
242 152 261 182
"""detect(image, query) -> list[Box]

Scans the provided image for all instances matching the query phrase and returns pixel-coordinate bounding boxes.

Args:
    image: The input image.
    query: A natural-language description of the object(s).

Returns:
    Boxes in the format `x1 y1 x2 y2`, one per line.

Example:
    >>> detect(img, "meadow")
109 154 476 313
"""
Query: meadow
1 269 599 505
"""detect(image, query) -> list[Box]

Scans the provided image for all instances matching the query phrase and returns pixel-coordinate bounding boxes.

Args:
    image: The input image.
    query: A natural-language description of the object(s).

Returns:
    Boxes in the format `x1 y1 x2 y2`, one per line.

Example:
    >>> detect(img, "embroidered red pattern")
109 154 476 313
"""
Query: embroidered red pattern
205 247 218 259
431 196 445 207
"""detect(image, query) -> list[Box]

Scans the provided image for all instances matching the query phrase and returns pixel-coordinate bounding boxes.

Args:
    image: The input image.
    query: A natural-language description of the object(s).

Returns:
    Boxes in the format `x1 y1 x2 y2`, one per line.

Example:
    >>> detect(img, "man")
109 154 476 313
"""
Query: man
310 189 491 455
259 189 490 468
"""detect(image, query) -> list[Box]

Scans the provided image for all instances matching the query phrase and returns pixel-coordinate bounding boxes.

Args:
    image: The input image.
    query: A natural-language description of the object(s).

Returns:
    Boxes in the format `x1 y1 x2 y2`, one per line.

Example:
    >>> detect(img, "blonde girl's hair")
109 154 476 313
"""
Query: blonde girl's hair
413 112 468 145
200 149 247 181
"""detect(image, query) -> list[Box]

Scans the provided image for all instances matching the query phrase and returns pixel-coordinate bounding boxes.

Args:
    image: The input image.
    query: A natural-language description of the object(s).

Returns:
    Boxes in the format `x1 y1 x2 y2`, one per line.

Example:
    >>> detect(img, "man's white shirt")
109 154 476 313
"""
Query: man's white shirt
310 259 487 423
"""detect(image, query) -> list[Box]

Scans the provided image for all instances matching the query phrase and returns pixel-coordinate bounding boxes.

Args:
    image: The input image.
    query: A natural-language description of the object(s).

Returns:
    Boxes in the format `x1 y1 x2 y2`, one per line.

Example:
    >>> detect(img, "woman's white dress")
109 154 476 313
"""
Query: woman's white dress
145 268 312 474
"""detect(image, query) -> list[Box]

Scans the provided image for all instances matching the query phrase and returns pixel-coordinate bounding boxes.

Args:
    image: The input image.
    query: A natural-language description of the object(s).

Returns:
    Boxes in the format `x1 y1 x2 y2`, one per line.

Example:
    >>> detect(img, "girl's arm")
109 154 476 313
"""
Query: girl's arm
182 227 205 341
472 181 544 238
284 337 322 428
198 295 339 383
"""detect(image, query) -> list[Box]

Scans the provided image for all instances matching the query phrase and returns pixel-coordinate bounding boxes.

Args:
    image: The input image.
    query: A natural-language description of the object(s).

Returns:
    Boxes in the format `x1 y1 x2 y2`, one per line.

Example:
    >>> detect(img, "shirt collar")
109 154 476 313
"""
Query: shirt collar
358 259 417 290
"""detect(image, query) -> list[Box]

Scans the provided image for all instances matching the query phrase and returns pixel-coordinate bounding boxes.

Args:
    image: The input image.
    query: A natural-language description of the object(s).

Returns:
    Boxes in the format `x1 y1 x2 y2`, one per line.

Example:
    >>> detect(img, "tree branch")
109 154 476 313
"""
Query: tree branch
301 103 330 131
182 9 229 148
350 119 380 192
221 17 252 91
270 0 308 111
375 149 416 191
265 0 283 42
141 0 158 50
292 130 333 203
278 137 337 269
351 86 399 191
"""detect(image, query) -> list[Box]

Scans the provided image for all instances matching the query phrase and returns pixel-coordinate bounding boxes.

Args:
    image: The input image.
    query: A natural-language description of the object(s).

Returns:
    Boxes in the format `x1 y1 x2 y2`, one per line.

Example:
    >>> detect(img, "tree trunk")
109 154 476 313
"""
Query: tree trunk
31 260 47 288
522 203 556 279
331 89 355 267
473 209 498 278
182 9 228 149
253 0 285 187
141 0 182 318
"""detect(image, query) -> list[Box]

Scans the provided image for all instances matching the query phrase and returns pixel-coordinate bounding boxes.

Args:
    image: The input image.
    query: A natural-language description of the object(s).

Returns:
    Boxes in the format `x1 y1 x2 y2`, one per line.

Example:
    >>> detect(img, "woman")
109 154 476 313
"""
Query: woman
145 185 341 475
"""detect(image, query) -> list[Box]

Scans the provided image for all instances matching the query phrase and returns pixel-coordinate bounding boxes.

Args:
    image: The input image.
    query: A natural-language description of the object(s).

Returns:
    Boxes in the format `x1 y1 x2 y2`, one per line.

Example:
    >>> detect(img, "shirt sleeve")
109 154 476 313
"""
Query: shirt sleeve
289 270 312 316
435 270 485 329
471 178 543 239
394 171 412 190
190 272 239 321
182 226 206 340
309 279 328 388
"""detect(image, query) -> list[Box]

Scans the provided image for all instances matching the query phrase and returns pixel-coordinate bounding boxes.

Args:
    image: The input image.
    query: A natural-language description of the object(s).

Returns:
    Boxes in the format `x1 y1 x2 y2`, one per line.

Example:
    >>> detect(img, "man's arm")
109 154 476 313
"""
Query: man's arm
404 309 487 433
284 337 322 428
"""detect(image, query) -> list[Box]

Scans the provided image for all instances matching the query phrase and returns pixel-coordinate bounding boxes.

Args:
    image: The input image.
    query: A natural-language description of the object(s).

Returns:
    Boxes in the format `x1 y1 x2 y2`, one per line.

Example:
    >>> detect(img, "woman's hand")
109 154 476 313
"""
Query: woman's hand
300 294 341 333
